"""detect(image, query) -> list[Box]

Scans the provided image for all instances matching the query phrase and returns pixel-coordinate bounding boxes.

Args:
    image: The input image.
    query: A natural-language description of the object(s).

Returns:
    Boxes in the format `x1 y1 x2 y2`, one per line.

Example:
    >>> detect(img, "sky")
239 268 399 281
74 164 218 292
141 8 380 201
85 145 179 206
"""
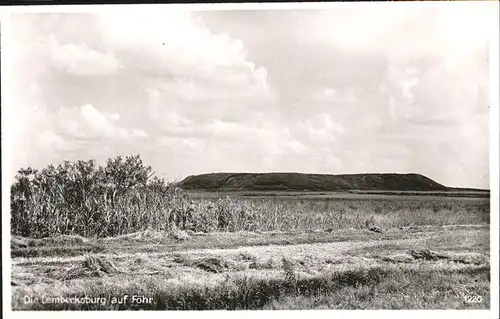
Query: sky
4 4 495 188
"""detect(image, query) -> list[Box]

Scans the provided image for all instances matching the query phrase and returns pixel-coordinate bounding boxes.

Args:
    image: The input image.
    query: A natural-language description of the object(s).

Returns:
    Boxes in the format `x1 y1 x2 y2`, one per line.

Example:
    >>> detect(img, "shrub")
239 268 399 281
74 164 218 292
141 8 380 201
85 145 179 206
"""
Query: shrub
10 155 181 238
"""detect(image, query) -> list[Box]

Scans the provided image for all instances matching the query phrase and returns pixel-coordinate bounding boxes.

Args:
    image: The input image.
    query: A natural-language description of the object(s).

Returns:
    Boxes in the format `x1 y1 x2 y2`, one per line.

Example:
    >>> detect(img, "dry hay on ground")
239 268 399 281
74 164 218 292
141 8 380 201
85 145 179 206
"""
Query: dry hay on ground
169 228 190 241
381 253 415 263
173 255 239 273
60 255 122 280
410 249 449 260
97 228 191 243
408 249 487 265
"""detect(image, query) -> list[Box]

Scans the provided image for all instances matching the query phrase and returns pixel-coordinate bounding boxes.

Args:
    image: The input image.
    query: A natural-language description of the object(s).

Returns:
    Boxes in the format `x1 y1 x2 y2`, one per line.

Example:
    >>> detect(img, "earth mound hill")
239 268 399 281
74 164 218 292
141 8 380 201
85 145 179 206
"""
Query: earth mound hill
176 173 452 192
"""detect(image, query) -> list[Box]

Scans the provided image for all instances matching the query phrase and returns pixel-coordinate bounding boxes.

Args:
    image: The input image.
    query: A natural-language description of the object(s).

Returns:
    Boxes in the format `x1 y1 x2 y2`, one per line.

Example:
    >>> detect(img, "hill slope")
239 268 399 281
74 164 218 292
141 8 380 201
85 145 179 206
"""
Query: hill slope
177 173 451 192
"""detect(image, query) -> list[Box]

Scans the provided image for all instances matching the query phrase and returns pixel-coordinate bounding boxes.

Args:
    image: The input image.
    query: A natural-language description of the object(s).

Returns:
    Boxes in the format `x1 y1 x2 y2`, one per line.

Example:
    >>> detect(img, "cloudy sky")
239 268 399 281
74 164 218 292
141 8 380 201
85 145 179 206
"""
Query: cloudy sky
5 4 494 188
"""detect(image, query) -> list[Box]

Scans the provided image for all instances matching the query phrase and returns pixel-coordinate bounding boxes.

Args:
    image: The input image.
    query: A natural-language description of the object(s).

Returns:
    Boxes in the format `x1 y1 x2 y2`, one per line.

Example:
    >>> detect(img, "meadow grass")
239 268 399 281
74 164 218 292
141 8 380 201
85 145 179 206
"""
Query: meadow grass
11 223 490 310
11 262 490 310
12 186 490 238
221 196 490 231
9 155 491 310
10 203 491 310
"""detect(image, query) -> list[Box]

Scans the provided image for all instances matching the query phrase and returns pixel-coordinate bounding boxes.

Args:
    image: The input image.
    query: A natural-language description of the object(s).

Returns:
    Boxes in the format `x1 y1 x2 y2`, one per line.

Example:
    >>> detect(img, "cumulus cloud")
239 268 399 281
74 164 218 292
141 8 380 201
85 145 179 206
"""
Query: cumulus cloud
56 104 148 141
385 65 421 120
99 8 274 102
12 26 119 77
36 130 65 150
206 120 287 142
80 104 121 138
155 113 317 166
131 129 148 138
158 114 291 146
45 35 119 76
101 10 244 69
298 113 345 144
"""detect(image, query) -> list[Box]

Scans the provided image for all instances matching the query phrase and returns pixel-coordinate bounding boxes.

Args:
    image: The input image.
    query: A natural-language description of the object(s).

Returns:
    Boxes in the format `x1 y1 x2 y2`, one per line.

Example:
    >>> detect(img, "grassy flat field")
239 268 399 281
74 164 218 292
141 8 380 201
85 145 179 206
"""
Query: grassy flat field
11 193 490 310
187 190 491 200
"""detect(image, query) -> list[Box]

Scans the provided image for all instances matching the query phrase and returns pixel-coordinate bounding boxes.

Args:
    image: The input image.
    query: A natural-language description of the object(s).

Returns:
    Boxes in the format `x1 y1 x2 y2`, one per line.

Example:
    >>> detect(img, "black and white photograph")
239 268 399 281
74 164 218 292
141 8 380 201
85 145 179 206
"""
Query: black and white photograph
1 2 499 314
